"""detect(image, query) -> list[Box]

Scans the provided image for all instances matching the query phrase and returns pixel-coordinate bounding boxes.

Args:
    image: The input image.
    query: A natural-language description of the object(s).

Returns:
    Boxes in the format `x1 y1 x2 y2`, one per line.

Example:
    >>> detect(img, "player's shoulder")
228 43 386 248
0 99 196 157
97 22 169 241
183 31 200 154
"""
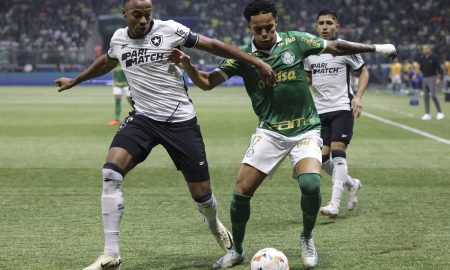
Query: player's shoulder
285 31 320 39
154 19 187 32
111 27 128 42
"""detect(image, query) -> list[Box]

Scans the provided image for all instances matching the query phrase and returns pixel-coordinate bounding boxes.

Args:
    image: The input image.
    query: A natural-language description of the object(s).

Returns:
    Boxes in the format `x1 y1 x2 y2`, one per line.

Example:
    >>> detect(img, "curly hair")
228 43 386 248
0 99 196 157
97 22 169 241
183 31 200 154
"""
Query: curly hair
243 0 277 22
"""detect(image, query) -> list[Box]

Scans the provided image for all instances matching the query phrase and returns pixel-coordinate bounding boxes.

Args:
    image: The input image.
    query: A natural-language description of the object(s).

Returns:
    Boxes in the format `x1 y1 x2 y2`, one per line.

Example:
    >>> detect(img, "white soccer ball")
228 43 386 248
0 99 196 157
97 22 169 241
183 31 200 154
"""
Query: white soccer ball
250 248 290 270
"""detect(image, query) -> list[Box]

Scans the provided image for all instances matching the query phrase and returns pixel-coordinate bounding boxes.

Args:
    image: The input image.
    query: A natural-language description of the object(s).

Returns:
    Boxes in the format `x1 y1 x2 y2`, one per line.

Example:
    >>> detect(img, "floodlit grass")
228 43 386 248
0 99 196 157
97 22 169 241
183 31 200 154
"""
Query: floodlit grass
0 86 449 269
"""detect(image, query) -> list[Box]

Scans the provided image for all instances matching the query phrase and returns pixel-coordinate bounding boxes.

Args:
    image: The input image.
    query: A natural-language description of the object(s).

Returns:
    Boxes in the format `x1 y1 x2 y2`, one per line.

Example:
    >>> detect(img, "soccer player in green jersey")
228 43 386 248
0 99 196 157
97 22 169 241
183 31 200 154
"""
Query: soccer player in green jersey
107 65 133 126
168 1 396 268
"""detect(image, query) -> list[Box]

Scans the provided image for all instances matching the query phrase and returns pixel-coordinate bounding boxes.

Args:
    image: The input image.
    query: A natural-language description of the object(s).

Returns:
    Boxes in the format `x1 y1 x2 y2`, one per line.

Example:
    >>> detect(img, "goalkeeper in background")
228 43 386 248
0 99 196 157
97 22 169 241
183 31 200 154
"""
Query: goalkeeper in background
107 65 132 126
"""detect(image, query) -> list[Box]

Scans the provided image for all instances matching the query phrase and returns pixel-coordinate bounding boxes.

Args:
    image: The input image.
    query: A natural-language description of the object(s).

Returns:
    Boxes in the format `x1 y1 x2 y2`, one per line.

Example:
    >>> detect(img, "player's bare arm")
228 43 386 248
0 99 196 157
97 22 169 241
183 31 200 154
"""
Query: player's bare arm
305 71 312 85
194 35 276 85
167 48 225 90
352 66 369 118
54 54 118 92
324 40 397 59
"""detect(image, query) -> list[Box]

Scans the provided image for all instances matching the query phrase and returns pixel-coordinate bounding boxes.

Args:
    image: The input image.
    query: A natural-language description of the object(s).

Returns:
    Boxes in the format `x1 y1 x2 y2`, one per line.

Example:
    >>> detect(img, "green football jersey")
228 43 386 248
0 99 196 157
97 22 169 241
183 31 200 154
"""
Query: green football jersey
218 31 325 137
113 65 128 87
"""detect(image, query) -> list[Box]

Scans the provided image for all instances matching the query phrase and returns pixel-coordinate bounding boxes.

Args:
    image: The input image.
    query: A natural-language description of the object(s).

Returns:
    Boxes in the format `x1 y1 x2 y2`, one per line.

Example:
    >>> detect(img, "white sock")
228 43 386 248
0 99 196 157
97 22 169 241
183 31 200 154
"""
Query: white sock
331 157 348 207
322 159 333 175
323 158 355 188
102 168 124 257
196 193 218 230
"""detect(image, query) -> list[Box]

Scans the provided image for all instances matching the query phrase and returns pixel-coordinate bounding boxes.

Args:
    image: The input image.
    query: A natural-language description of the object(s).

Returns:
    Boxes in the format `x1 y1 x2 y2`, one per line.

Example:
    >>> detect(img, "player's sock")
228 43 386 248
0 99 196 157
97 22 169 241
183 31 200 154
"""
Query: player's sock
230 191 252 255
114 99 121 120
323 154 354 188
102 163 125 257
321 155 333 175
298 173 321 239
195 193 218 229
330 150 347 207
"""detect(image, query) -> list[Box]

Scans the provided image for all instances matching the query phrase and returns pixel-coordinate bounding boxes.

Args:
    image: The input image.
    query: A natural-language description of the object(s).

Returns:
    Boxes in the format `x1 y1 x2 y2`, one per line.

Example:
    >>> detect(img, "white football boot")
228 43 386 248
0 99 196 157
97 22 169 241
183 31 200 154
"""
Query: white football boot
209 219 233 251
82 253 121 270
212 250 245 269
300 236 318 268
436 112 445 120
319 202 339 218
346 179 362 211
421 114 432 120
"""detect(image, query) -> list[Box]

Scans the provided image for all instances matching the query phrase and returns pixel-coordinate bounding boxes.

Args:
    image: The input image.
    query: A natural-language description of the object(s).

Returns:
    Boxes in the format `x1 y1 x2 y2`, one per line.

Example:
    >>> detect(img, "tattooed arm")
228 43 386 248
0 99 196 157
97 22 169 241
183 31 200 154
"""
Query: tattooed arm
324 40 397 59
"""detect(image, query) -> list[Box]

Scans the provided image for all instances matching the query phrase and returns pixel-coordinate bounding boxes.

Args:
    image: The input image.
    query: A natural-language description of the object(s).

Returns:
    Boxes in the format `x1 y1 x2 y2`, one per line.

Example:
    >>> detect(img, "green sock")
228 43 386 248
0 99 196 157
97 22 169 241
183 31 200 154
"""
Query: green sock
298 173 321 239
114 99 121 120
230 191 252 254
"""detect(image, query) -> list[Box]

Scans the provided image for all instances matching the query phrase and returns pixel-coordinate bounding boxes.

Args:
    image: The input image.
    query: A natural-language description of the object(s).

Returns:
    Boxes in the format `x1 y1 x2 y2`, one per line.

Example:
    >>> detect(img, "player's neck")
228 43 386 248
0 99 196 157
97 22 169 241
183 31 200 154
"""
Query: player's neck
128 20 154 39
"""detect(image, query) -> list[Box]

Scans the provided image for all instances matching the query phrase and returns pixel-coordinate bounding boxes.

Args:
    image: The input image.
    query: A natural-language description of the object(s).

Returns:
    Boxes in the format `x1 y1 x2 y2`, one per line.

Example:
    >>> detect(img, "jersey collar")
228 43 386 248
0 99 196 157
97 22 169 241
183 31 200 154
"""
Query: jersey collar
251 32 282 54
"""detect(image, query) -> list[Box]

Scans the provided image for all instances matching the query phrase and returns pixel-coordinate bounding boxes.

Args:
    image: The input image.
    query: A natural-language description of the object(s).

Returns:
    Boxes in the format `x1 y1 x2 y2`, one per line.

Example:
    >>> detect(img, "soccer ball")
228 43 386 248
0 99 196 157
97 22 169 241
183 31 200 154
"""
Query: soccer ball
250 248 290 270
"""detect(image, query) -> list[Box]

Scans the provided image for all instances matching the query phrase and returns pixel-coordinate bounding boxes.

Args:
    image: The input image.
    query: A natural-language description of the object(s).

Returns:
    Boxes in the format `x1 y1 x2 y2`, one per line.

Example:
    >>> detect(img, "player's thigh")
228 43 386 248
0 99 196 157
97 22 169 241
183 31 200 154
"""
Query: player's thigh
329 110 354 145
290 130 322 177
241 128 291 179
319 113 332 147
235 163 267 195
160 117 210 183
109 115 159 171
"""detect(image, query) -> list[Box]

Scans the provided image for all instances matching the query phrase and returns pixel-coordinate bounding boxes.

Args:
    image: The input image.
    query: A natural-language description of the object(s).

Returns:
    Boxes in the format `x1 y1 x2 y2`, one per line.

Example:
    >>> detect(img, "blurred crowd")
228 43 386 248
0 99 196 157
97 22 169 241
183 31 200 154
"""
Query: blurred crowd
0 0 448 67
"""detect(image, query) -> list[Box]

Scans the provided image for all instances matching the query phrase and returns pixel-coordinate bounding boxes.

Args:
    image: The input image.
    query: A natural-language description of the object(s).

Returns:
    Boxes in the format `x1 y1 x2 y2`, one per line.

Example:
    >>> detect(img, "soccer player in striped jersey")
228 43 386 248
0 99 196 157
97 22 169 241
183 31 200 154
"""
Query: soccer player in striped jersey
168 1 395 268
54 0 276 269
304 10 369 219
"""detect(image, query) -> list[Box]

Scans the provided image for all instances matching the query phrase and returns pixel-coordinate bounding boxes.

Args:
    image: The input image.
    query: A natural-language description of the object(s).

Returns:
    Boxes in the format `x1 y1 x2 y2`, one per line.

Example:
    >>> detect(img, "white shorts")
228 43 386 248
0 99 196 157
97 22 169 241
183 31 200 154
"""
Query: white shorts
113 86 131 97
391 75 402 84
241 128 322 179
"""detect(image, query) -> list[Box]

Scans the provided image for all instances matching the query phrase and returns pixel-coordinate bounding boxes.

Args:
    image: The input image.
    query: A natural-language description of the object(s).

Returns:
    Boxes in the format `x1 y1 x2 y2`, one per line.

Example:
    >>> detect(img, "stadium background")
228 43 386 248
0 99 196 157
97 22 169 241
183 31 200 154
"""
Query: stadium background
0 0 448 86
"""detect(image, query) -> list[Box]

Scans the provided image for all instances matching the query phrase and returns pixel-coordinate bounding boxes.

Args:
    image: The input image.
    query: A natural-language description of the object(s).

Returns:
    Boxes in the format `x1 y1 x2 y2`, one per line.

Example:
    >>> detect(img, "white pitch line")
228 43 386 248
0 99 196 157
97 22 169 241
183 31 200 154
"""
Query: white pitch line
363 112 450 145
368 104 415 117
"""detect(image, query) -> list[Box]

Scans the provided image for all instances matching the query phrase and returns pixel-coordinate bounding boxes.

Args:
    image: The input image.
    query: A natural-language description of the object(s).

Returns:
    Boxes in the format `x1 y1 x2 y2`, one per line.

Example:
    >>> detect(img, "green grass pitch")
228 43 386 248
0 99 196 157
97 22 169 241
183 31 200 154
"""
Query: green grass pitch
0 86 449 269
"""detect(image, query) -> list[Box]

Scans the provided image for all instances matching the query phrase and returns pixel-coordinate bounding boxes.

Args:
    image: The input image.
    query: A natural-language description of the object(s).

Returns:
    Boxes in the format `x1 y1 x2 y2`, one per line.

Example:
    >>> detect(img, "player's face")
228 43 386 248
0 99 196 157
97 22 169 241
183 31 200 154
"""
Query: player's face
316 15 339 40
123 0 153 39
248 13 278 51
422 45 431 55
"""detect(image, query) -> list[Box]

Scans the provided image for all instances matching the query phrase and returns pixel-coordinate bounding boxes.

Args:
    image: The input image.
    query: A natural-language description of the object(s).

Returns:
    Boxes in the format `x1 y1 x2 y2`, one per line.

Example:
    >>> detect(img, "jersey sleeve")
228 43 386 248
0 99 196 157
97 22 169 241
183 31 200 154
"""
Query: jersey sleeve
295 32 326 58
215 58 242 81
345 54 365 71
107 30 120 60
304 57 311 72
169 20 199 48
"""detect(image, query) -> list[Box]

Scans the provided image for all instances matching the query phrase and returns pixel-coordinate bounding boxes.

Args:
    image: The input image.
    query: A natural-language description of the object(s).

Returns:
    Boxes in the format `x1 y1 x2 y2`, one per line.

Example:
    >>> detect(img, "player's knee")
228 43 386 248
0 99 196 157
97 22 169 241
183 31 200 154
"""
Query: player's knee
102 163 124 195
298 173 321 196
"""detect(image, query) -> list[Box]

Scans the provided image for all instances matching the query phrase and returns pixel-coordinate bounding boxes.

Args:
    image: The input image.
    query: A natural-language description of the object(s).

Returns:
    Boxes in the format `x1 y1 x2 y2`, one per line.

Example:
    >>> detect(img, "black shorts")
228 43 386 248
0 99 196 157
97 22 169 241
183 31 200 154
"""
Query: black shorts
110 114 209 182
319 110 354 146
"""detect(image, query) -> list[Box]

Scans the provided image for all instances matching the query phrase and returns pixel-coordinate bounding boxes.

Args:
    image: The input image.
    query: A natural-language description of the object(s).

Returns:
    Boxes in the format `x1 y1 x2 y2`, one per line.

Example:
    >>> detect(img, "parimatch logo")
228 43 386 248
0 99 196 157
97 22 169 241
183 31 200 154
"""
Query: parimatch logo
122 49 164 67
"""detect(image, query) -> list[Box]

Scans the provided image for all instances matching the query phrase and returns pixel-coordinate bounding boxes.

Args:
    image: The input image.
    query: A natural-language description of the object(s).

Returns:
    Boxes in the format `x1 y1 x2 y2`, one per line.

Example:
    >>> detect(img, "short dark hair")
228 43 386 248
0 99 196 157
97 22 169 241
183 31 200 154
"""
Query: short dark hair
317 10 338 22
243 0 277 22
123 0 129 7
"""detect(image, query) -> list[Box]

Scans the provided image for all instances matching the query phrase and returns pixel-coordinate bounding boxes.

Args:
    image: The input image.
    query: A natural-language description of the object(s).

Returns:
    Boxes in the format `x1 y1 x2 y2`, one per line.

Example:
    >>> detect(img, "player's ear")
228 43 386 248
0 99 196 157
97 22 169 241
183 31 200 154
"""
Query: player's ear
335 23 340 31
122 8 126 19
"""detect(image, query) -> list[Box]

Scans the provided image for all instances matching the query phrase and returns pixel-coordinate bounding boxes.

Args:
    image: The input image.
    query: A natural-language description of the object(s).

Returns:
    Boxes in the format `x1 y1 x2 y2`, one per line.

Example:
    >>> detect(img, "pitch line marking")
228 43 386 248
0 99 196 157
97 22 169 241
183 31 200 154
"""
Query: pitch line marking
363 112 450 146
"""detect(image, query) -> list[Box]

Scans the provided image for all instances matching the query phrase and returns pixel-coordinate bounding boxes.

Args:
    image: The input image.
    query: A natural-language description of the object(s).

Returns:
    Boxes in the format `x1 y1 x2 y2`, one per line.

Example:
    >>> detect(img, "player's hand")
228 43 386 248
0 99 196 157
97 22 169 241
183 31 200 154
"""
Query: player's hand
54 77 75 92
351 96 363 118
435 77 441 86
167 48 191 69
375 44 397 60
255 60 276 87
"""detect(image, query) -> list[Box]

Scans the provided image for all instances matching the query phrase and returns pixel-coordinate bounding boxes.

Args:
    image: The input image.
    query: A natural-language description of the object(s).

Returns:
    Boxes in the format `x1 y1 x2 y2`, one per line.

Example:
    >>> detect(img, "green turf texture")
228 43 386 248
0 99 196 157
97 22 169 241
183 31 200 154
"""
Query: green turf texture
0 86 449 269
